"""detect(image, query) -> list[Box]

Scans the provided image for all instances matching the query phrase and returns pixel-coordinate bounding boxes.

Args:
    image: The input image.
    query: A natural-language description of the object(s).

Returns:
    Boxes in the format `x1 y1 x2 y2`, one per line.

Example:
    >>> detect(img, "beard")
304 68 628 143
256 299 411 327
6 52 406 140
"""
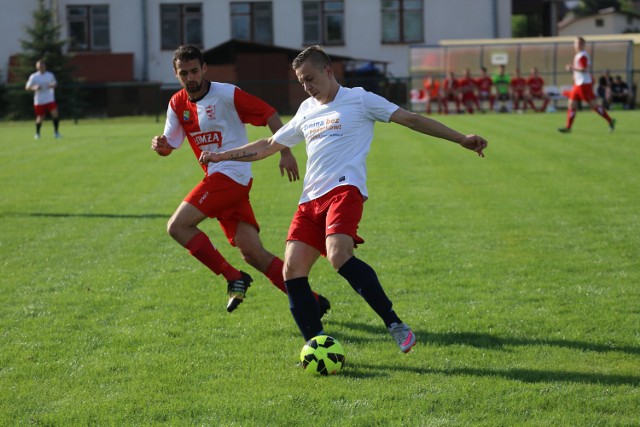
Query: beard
185 80 203 94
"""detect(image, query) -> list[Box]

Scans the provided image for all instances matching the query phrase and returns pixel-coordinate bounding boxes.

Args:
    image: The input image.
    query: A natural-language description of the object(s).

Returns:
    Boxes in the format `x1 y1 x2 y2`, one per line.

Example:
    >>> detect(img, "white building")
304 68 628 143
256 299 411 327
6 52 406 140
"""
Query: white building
558 7 640 36
1 0 511 85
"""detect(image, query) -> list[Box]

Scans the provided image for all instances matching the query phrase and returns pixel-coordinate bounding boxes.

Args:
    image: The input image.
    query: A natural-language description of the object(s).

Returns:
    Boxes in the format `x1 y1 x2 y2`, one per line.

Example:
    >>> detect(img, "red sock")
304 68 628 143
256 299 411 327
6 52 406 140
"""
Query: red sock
185 232 241 281
266 257 321 302
566 108 576 129
594 106 612 123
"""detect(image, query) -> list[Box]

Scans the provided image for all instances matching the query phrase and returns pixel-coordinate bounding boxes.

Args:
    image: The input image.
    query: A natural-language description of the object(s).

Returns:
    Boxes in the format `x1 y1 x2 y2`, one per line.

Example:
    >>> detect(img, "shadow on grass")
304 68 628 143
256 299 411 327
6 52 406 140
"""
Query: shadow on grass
342 363 640 386
331 320 640 355
1 212 168 219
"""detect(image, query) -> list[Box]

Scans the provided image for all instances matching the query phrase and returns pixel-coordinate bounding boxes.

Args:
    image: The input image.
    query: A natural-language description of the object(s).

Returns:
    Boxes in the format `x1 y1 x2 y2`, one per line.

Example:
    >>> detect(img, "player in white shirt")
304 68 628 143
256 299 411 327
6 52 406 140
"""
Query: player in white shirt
200 46 487 353
558 37 615 133
25 59 61 139
150 45 330 314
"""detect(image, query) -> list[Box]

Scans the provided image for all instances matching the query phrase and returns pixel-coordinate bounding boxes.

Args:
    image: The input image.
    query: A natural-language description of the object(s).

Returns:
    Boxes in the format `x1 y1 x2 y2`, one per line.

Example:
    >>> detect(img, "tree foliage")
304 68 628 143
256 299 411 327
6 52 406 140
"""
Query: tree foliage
572 0 635 15
4 0 76 120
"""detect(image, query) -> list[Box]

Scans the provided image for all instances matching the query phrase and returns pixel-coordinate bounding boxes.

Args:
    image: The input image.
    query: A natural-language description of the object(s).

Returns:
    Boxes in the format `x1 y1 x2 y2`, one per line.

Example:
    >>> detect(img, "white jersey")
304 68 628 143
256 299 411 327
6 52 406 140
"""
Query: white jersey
163 82 276 186
25 71 56 105
273 86 399 203
573 50 592 85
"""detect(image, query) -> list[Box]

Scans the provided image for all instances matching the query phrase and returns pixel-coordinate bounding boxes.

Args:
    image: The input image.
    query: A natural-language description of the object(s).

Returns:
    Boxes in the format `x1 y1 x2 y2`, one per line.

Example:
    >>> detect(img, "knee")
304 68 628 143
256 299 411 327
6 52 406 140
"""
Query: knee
238 246 261 268
166 216 180 240
326 249 351 271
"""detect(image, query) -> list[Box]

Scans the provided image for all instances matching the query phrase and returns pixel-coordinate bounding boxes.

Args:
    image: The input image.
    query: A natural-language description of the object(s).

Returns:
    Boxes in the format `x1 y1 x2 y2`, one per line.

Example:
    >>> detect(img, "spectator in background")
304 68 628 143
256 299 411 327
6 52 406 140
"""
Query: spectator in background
597 69 613 109
458 68 479 114
526 67 550 113
510 68 527 112
610 75 633 109
493 65 511 113
475 67 495 113
25 59 61 140
442 71 461 114
423 74 444 114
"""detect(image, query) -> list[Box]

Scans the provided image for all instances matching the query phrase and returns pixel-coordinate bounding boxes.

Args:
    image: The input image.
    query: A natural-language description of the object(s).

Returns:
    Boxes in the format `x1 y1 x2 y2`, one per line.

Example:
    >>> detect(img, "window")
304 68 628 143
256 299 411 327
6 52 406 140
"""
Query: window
381 0 423 44
595 18 604 27
303 1 344 45
67 5 110 51
161 3 203 50
231 2 273 44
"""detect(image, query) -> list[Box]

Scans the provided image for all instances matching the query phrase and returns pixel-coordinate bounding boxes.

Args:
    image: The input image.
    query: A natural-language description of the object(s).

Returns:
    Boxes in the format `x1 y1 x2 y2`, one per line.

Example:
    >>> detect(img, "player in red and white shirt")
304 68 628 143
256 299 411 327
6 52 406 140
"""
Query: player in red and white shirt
475 67 495 113
150 45 329 313
526 67 550 112
25 59 61 139
510 68 527 112
200 46 487 353
458 68 479 114
558 37 615 133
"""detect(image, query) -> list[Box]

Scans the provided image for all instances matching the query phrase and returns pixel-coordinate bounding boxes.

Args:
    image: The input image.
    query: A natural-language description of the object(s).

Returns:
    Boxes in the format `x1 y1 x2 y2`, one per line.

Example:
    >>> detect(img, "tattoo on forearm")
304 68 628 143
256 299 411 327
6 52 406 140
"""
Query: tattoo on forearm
228 151 257 160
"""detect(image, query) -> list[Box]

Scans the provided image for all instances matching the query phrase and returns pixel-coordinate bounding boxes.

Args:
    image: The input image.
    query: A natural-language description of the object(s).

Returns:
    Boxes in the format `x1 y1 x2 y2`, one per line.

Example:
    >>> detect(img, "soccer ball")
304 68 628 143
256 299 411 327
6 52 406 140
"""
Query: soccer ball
300 335 346 376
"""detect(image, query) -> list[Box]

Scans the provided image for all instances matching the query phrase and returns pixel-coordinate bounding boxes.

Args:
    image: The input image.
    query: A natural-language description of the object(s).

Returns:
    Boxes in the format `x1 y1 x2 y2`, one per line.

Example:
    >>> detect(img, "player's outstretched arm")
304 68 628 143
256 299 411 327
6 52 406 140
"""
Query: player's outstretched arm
199 137 286 165
389 108 487 157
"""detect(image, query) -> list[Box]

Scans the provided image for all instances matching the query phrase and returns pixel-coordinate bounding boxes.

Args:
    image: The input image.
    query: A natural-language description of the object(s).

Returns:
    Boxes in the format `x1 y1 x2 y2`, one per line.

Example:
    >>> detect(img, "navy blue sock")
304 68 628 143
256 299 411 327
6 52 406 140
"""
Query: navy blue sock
285 277 323 341
338 256 401 327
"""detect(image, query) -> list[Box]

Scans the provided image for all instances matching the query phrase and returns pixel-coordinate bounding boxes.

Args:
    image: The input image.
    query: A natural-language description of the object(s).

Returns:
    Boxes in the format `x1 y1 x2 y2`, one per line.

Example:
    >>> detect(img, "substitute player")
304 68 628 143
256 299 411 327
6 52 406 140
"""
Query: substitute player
558 37 615 133
526 67 550 113
199 45 488 353
25 59 61 139
150 45 329 313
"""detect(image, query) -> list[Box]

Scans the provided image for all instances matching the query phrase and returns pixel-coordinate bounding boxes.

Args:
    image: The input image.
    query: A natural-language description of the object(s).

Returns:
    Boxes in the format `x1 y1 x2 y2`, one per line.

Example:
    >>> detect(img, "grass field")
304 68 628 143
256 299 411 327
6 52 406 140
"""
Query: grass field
1 111 639 425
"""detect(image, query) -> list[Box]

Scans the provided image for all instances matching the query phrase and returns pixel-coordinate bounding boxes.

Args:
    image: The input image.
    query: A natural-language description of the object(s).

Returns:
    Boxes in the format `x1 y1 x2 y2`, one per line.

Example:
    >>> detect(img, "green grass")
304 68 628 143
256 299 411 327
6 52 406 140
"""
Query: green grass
1 111 639 425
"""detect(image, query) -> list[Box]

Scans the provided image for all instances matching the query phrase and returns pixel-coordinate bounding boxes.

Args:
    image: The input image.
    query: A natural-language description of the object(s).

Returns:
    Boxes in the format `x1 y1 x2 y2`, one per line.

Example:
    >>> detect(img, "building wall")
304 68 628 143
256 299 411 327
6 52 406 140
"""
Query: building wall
1 0 512 85
559 13 640 36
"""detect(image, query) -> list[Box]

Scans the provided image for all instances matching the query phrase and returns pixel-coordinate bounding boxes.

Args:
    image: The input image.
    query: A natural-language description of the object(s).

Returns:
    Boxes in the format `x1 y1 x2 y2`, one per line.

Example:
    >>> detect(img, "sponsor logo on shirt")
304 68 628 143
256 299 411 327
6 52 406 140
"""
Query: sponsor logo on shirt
191 131 223 148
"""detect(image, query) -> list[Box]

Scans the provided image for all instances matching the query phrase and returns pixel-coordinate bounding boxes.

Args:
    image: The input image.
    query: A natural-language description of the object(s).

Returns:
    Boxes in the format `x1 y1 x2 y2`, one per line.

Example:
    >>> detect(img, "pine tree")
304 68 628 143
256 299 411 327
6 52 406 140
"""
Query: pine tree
7 0 75 120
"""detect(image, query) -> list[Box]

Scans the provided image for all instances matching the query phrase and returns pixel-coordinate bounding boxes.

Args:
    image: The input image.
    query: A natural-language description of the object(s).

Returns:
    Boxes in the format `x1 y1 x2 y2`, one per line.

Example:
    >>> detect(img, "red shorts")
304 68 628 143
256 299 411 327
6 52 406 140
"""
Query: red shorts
185 173 258 246
287 185 365 256
34 102 58 116
569 83 595 103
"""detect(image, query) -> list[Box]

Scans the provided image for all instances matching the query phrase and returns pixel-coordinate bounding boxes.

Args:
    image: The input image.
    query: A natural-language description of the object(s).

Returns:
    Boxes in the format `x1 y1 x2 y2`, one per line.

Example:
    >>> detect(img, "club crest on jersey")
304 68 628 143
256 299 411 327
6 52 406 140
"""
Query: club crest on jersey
182 110 191 122
206 105 216 120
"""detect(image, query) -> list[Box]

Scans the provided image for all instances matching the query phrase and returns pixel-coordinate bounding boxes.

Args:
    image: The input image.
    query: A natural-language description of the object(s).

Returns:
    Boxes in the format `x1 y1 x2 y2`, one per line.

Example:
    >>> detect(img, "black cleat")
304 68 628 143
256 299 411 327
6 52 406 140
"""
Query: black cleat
609 118 616 133
317 294 331 318
557 127 571 133
226 272 252 312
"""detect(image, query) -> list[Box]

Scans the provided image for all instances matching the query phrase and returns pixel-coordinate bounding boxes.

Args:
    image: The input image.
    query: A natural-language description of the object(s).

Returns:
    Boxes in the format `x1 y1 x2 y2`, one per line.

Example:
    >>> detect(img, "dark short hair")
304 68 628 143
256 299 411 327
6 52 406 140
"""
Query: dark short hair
292 45 332 70
172 45 204 70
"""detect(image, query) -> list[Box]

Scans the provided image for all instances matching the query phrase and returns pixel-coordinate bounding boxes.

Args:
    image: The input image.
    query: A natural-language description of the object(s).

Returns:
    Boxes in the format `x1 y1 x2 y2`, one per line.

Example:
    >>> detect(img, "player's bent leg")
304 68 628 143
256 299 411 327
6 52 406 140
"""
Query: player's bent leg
284 241 324 339
167 201 208 246
234 221 273 272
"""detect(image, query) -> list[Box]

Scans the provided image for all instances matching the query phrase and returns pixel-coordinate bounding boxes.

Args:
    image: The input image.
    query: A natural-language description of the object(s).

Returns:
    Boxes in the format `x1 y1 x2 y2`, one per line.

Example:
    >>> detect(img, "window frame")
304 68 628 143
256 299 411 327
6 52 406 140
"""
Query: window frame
381 0 423 45
230 1 273 44
67 4 111 52
160 3 203 50
303 1 345 46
